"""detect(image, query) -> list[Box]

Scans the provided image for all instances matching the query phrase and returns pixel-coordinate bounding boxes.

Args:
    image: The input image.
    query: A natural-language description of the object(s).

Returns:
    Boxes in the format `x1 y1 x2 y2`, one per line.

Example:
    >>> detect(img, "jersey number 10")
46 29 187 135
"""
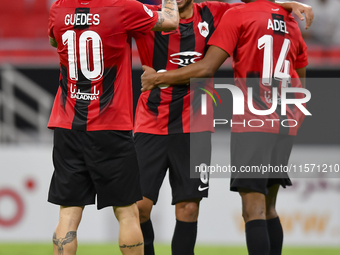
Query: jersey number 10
63 30 104 81
258 35 291 88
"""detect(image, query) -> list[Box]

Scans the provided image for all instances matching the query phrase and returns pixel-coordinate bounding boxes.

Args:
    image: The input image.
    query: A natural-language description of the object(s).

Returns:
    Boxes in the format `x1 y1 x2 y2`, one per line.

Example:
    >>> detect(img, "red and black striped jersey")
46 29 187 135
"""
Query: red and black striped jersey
208 0 308 136
47 0 158 131
133 2 241 135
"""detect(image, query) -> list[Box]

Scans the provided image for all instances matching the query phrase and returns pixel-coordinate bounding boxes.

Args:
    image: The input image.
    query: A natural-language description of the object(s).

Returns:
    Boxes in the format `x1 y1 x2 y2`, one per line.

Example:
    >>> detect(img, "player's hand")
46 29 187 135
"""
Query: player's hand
141 65 158 92
291 1 314 29
49 37 58 48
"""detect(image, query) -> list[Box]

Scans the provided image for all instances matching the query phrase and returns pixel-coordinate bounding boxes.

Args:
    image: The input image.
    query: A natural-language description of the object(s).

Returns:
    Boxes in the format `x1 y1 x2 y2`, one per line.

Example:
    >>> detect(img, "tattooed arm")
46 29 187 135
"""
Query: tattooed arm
152 0 179 31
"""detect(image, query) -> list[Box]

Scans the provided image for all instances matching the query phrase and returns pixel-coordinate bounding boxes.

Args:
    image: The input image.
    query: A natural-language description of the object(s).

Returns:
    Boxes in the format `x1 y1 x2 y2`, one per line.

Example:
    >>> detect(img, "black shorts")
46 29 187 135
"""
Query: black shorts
230 132 293 195
48 128 142 209
134 132 211 205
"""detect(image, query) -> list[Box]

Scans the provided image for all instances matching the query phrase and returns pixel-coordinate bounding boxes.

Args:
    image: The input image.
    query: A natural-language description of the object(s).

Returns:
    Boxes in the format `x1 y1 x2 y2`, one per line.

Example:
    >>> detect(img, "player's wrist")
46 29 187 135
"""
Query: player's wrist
156 73 167 86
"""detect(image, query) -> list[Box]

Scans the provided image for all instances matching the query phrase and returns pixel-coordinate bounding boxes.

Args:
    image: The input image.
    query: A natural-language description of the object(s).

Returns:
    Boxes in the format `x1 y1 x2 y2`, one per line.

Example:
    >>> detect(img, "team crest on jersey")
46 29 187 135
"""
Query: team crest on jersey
143 4 154 18
198 21 209 38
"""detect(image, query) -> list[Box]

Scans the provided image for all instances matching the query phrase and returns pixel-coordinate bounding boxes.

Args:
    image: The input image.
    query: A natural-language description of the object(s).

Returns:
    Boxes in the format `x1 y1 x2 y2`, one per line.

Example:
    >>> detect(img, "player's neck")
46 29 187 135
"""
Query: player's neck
179 2 194 20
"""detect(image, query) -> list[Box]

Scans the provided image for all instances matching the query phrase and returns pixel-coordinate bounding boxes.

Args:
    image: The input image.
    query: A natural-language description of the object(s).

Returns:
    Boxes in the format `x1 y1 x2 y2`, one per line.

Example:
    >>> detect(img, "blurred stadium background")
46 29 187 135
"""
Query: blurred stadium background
0 0 339 254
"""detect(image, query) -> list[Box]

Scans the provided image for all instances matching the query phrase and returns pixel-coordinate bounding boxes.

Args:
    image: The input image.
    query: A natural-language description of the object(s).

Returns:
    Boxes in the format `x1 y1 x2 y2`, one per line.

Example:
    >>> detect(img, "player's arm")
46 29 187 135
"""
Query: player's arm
153 0 179 31
48 3 57 48
276 1 314 29
295 33 308 89
49 36 57 48
141 46 229 92
296 67 306 88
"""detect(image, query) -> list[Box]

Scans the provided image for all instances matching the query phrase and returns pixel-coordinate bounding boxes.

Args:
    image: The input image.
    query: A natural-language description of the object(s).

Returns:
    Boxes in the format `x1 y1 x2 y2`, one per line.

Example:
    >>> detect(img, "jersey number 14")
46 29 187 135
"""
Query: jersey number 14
258 35 291 88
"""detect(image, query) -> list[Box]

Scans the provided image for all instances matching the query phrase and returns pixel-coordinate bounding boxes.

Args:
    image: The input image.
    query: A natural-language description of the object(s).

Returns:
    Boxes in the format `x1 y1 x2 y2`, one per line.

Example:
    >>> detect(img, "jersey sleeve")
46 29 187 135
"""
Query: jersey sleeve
229 3 244 9
202 1 244 15
207 1 232 13
123 0 159 34
144 3 161 12
207 8 242 56
48 2 57 39
295 37 308 69
197 1 236 26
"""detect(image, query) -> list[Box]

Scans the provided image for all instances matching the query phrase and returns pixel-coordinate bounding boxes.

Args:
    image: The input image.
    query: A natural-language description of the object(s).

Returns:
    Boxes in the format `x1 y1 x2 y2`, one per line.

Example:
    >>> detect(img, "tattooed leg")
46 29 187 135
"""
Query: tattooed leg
53 206 83 255
119 242 144 250
114 204 144 255
53 231 77 255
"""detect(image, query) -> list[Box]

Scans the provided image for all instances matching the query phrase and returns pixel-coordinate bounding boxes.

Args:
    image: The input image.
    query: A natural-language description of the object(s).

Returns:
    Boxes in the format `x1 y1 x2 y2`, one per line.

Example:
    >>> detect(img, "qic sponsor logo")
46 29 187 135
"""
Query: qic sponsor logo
169 51 202 67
